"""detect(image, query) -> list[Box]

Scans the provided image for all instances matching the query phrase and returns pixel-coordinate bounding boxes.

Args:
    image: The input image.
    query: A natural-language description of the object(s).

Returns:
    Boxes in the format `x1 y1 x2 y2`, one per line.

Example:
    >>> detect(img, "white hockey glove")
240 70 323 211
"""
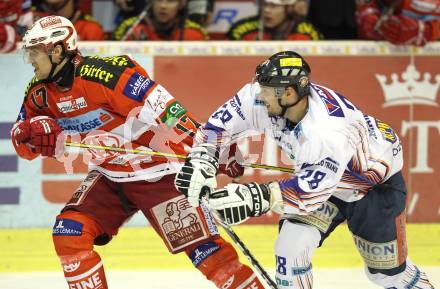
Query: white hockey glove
208 182 270 225
209 182 284 224
175 143 219 207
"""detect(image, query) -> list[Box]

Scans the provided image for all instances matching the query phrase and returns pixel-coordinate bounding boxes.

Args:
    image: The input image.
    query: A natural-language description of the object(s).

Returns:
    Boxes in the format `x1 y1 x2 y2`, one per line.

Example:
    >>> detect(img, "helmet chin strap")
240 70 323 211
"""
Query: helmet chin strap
47 51 67 81
47 54 58 81
274 86 303 117
277 97 303 117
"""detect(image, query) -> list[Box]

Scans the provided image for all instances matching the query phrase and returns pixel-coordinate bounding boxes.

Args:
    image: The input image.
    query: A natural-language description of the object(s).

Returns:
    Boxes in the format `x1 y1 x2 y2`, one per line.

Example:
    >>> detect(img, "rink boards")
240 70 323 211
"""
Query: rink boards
0 41 439 228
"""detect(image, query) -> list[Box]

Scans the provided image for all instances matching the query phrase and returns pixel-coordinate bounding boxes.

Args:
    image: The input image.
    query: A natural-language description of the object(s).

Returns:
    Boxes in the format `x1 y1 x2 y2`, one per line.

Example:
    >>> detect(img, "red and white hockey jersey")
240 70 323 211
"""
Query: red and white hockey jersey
12 55 199 182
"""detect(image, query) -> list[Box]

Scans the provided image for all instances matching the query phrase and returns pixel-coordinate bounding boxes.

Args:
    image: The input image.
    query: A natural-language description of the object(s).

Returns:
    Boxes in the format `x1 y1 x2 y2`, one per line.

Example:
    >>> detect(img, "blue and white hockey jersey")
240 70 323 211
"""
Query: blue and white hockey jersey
196 82 403 215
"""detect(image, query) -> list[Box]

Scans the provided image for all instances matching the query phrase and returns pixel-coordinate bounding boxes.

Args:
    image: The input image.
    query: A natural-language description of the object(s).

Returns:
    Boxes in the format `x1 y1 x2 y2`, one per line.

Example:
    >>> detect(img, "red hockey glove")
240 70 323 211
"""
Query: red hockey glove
356 1 382 40
28 116 62 157
379 15 433 46
219 143 245 178
0 23 17 53
0 0 22 26
13 121 31 144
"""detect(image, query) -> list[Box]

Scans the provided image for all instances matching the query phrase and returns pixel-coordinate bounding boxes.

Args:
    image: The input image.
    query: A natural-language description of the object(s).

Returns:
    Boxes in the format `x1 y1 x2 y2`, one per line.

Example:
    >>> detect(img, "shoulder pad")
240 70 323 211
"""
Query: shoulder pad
184 19 208 36
77 56 131 90
227 15 260 40
86 55 136 68
82 14 101 25
114 16 139 40
294 21 323 40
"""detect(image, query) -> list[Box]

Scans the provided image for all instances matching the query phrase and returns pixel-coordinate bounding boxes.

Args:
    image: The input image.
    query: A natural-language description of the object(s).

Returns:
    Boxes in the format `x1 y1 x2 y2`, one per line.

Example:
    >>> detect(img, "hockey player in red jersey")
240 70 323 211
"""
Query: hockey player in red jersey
12 15 264 289
356 0 440 46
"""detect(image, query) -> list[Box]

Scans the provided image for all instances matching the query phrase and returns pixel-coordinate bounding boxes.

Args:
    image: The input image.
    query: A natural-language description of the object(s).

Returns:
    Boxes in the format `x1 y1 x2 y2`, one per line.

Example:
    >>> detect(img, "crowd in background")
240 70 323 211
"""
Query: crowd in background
1 0 440 53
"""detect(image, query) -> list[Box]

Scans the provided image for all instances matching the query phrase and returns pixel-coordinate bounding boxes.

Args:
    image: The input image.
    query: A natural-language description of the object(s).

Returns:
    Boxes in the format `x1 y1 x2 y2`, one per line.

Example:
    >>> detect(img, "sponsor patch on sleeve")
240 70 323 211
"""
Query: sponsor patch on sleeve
375 119 397 144
312 85 345 118
160 101 187 127
52 219 83 236
146 85 174 116
123 72 155 102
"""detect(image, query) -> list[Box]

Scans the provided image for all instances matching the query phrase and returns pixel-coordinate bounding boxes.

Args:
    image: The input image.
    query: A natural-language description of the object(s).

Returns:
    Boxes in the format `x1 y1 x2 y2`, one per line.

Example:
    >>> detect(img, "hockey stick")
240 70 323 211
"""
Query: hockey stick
217 220 278 289
121 0 153 41
64 142 295 174
258 0 264 40
201 195 278 289
374 0 402 32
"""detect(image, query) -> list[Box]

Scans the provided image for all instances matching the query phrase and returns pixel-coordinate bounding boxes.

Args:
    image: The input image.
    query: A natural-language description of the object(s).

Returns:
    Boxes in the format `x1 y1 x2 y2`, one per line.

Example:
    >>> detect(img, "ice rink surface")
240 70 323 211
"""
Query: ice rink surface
1 267 439 289
2 225 439 288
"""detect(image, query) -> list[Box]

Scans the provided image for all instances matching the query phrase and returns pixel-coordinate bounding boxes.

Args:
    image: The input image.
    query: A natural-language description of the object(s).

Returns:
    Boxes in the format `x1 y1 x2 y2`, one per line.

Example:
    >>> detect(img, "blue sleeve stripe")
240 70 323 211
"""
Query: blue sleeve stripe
204 122 225 133
279 178 306 194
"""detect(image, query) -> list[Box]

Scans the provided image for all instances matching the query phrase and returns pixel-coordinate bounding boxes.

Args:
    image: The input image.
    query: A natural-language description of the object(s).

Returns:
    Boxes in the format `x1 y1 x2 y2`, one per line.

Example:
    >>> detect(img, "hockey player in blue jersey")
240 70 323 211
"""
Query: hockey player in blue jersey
175 51 435 289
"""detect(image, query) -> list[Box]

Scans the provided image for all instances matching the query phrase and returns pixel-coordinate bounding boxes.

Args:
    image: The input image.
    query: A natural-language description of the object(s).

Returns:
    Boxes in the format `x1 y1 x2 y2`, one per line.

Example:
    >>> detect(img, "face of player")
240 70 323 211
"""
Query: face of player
25 47 53 80
262 2 287 29
44 0 71 11
152 0 181 24
258 85 299 117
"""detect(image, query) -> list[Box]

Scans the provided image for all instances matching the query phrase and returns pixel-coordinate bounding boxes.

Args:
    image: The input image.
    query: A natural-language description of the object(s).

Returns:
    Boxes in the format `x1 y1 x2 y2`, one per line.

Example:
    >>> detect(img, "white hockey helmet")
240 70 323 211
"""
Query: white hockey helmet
23 15 77 53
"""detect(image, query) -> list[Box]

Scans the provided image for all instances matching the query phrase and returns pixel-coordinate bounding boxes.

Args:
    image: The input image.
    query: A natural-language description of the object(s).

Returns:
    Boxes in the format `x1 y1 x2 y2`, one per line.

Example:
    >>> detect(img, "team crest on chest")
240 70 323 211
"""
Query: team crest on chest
31 87 48 109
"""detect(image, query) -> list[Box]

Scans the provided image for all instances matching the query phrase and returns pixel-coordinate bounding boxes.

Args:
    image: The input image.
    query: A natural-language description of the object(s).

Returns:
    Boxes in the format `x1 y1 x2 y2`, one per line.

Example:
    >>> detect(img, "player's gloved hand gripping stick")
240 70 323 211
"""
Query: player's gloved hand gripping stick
201 187 279 289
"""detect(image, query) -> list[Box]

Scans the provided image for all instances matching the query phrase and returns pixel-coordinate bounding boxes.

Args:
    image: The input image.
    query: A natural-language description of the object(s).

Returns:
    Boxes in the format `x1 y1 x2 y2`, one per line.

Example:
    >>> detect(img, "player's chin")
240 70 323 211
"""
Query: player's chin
35 70 48 80
263 18 276 29
268 109 282 117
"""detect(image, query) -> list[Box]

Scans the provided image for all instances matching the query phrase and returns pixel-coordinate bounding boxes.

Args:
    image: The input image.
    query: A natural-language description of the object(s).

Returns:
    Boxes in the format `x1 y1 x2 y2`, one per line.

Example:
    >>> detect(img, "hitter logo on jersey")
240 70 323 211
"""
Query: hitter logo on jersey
78 63 119 90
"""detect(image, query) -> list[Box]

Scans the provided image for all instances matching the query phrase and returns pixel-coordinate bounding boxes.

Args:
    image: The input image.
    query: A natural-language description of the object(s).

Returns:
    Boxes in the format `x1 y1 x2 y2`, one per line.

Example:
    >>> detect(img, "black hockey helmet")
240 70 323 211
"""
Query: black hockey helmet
255 51 311 99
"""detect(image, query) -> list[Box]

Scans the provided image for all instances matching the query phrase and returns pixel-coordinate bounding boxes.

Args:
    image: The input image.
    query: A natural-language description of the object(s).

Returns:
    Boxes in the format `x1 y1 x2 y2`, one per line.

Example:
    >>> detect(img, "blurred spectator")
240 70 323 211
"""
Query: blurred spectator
114 0 146 26
227 0 322 40
113 0 208 40
0 0 33 53
308 0 357 39
113 0 212 27
187 0 214 27
34 0 105 40
356 0 440 46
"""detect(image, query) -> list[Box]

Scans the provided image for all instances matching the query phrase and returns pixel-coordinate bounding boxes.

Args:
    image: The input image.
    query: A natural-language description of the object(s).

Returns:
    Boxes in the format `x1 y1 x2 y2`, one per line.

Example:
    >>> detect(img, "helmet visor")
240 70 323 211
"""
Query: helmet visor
22 45 51 64
253 81 286 102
